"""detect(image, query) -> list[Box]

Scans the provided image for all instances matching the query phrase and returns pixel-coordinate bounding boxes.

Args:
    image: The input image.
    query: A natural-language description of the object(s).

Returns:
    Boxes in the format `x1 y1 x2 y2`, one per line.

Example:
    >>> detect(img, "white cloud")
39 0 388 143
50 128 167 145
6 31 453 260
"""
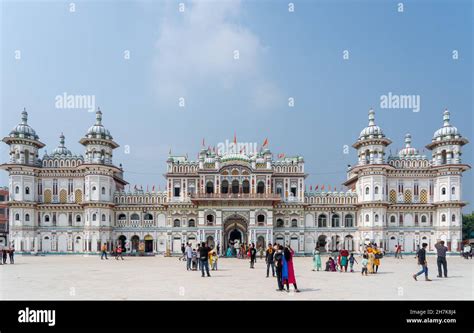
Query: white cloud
153 0 280 110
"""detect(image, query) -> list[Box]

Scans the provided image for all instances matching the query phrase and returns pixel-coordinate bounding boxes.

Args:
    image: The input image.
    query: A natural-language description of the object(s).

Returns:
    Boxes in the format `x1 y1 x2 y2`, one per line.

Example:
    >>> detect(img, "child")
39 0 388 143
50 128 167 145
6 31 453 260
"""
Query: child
361 254 368 276
312 248 322 271
211 251 218 270
348 253 358 272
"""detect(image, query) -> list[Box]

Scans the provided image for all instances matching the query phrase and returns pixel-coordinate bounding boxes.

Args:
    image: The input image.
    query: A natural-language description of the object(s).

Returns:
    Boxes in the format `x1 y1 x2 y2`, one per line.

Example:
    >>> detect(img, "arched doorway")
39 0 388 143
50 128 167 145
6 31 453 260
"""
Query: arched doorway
206 235 215 248
256 235 265 251
131 235 140 252
118 235 126 251
42 236 51 252
223 214 248 254
144 235 153 253
317 235 327 252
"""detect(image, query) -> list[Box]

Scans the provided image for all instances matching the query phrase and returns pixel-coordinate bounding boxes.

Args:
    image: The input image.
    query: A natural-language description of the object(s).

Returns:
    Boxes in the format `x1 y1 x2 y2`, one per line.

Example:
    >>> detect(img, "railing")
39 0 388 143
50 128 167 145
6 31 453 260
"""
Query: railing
191 193 281 200
116 219 156 228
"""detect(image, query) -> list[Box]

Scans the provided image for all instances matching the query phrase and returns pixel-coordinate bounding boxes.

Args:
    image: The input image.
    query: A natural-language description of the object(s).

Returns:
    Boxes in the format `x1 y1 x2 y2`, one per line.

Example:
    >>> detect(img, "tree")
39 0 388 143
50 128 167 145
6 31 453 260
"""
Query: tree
462 212 474 240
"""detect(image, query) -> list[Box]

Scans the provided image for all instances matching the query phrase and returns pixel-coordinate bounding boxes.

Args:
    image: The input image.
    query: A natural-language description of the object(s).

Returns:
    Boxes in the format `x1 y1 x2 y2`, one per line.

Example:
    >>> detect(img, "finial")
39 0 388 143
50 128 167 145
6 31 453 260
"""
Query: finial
443 108 450 127
368 108 375 126
95 107 102 125
21 107 28 124
404 133 412 147
59 132 65 146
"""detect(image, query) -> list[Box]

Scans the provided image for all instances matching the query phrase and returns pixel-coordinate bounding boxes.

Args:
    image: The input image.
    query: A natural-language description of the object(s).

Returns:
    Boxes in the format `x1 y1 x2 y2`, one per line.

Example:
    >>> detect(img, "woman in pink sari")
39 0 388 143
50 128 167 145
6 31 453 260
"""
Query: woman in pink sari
282 246 300 292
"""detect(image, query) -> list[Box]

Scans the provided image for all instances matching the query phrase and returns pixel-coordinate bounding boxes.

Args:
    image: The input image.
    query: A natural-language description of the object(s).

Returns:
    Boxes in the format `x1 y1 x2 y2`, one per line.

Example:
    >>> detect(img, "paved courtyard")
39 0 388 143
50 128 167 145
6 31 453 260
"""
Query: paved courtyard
0 255 472 300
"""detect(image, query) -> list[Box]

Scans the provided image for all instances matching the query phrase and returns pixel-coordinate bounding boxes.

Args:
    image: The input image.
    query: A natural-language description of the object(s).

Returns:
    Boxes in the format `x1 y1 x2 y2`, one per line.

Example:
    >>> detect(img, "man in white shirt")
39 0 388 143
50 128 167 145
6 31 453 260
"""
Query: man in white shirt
185 243 193 271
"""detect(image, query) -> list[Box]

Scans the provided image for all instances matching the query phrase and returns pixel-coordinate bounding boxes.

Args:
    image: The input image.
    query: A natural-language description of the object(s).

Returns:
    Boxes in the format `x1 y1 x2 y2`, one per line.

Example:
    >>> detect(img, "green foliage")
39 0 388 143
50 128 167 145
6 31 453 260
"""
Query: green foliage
462 213 474 240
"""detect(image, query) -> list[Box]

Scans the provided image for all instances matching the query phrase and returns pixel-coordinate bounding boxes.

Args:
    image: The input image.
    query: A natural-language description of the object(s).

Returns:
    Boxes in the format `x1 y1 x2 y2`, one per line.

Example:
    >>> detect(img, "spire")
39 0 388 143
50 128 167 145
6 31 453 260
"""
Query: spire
21 107 28 124
95 107 102 125
404 133 412 148
368 108 375 126
443 108 450 127
59 132 65 147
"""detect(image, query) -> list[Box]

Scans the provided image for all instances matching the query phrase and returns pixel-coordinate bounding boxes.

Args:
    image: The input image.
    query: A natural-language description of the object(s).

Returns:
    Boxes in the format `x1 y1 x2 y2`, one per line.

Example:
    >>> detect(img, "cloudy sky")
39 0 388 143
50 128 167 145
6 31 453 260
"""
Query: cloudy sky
1 0 472 209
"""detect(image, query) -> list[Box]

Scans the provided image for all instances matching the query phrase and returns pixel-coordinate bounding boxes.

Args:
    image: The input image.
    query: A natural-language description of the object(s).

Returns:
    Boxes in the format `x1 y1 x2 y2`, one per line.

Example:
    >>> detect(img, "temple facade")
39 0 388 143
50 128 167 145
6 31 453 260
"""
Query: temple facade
1 108 469 255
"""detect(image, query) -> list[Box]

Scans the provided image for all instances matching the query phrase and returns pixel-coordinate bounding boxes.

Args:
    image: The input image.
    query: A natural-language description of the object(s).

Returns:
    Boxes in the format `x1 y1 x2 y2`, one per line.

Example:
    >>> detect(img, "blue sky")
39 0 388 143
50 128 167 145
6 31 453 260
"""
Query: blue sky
1 0 472 209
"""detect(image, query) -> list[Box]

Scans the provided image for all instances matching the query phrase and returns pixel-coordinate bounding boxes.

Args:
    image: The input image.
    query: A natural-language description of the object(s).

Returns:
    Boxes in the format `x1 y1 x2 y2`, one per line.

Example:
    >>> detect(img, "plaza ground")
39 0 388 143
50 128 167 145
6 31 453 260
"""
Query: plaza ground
0 255 472 300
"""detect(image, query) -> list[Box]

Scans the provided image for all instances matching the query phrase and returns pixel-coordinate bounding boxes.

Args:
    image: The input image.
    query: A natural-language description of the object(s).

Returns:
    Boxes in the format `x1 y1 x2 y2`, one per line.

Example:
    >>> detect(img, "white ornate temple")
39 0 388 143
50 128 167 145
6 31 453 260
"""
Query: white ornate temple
1 108 469 255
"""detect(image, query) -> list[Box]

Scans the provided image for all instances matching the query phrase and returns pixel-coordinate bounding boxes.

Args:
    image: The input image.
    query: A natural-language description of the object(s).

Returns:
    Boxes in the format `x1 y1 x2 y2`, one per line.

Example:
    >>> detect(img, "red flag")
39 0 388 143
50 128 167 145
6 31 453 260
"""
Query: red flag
315 185 319 190
233 132 237 144
152 185 155 192
334 186 337 191
328 185 331 191
262 138 268 147
310 185 313 191
321 185 325 191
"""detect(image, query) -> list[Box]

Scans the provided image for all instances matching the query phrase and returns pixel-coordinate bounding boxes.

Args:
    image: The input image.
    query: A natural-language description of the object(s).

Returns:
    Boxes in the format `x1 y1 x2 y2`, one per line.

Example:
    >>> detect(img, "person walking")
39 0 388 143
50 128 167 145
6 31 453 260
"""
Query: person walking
274 245 284 291
361 254 368 276
434 240 448 278
348 253 358 272
8 247 14 264
367 247 375 274
211 251 218 271
116 245 124 260
199 242 211 277
412 243 431 281
312 247 322 271
185 243 193 271
180 243 186 261
340 249 349 272
100 243 108 260
196 243 202 271
373 246 382 273
265 244 275 277
2 247 7 264
249 243 257 269
463 243 472 259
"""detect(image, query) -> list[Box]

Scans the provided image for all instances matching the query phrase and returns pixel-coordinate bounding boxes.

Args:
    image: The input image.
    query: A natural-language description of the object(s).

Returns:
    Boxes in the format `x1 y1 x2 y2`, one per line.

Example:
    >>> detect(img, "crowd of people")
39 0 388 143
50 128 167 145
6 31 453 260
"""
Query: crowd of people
0 246 15 265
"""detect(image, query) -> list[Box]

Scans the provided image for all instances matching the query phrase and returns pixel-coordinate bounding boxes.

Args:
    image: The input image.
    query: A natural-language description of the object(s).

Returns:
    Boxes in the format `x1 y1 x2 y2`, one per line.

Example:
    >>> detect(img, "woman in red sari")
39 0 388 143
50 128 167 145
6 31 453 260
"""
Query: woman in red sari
282 246 300 292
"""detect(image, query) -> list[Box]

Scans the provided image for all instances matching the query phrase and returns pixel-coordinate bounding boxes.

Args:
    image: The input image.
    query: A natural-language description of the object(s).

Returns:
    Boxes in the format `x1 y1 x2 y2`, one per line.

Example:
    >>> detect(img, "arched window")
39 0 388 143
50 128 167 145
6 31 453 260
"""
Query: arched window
374 214 379 223
365 214 369 222
231 180 239 194
130 213 140 220
188 219 196 227
257 214 265 226
291 219 298 228
144 213 153 220
25 187 30 195
102 187 106 195
221 180 229 194
374 186 379 195
257 181 265 194
276 219 284 228
441 150 447 164
102 214 106 222
441 187 446 195
242 180 250 194
206 181 214 194
206 214 214 226
365 187 370 195
15 186 19 194
451 187 455 195
345 214 353 227
173 219 181 227
44 215 50 222
331 214 340 227
24 213 30 221
451 214 456 222
390 215 396 223
76 215 81 222
318 214 327 228
92 214 97 221
441 214 446 222
92 186 97 191
420 215 427 223
118 213 126 221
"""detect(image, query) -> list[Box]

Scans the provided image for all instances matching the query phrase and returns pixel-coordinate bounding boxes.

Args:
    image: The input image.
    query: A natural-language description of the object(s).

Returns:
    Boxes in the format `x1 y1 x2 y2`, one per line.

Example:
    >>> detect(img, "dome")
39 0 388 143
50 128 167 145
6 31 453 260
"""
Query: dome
398 133 419 157
9 108 40 140
51 133 72 156
220 153 250 163
359 109 385 140
432 109 460 141
85 109 113 140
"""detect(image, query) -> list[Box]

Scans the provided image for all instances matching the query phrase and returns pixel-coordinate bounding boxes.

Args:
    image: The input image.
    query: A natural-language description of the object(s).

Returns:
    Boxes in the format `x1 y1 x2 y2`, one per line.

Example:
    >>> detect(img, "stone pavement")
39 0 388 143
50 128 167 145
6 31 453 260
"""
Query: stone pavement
0 255 471 300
